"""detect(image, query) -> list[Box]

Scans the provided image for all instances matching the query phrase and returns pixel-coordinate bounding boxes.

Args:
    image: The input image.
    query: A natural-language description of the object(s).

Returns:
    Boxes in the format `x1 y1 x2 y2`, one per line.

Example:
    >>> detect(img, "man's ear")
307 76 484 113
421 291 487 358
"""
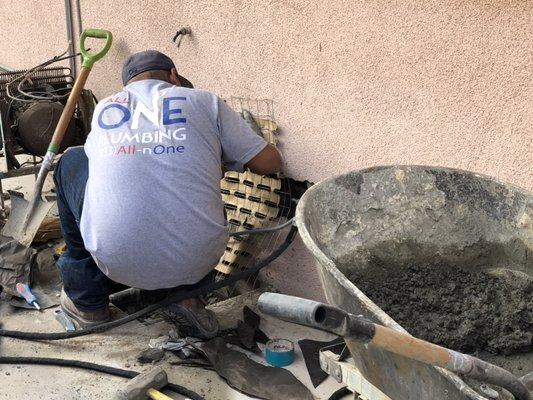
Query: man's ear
169 68 181 86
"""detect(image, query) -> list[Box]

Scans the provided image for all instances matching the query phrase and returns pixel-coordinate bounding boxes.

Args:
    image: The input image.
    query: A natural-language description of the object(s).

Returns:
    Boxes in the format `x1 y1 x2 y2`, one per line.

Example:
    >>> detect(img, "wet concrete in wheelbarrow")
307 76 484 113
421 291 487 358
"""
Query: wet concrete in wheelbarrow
349 264 533 375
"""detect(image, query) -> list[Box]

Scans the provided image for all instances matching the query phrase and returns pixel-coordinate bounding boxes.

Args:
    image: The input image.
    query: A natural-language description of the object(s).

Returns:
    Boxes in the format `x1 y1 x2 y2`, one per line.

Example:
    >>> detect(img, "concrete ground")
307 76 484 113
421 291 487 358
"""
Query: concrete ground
0 290 346 399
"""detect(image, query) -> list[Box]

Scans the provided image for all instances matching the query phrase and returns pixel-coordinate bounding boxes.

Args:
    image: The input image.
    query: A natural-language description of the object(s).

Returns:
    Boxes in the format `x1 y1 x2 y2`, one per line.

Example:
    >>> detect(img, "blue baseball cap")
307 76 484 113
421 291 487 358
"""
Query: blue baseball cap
122 50 193 87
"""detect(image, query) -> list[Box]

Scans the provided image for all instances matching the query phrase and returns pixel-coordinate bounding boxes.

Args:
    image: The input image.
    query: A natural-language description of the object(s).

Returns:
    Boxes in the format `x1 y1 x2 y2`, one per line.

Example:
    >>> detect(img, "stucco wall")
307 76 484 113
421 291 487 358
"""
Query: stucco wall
1 1 531 300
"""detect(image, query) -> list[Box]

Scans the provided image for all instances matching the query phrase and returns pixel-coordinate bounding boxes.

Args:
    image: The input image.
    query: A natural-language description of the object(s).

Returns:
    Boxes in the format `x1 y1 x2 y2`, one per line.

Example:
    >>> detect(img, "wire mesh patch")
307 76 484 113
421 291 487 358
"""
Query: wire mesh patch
215 98 291 281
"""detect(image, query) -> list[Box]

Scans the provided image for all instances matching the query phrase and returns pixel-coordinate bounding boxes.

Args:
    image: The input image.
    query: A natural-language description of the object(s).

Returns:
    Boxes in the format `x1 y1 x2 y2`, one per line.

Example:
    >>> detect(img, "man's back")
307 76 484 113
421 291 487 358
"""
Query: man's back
80 79 267 289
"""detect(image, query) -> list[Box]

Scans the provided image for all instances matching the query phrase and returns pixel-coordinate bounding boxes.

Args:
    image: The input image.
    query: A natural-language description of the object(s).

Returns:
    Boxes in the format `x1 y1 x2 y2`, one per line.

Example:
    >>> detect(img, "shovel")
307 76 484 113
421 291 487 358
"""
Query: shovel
2 29 112 247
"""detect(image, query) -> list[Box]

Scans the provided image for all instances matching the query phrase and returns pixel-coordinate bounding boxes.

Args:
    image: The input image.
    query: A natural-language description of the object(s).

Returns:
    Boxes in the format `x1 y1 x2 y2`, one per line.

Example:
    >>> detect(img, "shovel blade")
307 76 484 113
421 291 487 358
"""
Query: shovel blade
1 191 55 247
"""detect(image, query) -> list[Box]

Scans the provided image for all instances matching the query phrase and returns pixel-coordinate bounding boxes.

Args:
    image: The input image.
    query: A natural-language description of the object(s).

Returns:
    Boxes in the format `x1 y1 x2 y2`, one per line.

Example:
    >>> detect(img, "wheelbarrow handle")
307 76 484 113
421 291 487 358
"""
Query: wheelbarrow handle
80 29 113 70
258 293 532 400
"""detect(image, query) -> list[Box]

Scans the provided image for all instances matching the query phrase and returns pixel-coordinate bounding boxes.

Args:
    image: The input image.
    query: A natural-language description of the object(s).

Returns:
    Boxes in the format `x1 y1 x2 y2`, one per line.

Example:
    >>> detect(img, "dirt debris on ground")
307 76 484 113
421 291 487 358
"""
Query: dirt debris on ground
137 348 165 364
349 264 533 356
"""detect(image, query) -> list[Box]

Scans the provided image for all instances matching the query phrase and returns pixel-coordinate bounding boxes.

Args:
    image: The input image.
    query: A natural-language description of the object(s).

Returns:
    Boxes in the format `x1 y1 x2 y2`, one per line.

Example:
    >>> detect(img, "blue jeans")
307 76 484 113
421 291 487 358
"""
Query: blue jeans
54 147 124 311
54 147 215 312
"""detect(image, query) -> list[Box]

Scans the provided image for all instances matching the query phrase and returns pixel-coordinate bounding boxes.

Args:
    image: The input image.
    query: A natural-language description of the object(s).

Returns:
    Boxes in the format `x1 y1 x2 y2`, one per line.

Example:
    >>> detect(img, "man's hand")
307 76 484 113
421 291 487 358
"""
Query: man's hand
245 144 282 175
242 110 263 137
240 109 282 175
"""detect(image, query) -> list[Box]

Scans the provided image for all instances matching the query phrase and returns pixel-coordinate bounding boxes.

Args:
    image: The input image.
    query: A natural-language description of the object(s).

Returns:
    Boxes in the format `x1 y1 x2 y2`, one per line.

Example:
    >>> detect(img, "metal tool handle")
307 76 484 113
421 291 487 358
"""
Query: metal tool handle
80 29 113 69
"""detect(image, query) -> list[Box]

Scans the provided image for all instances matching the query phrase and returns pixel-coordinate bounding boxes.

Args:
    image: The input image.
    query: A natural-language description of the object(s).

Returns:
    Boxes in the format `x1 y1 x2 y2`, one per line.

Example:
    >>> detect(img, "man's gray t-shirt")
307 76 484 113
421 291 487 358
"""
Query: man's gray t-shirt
80 79 267 289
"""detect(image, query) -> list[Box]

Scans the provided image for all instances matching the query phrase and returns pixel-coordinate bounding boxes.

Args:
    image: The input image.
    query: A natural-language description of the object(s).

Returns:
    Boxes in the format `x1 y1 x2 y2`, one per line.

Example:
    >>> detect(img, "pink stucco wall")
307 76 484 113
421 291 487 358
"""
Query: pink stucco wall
1 1 531 300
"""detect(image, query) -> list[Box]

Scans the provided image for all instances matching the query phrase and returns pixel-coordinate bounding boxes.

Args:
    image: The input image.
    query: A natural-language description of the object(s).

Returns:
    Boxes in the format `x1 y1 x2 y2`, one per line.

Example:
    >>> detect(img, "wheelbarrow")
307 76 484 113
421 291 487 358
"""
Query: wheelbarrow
290 166 532 400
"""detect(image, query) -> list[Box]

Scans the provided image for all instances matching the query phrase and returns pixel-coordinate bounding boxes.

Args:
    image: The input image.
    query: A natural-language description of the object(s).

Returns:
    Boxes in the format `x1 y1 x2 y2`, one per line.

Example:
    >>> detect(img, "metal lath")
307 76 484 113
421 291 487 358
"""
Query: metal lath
215 98 291 287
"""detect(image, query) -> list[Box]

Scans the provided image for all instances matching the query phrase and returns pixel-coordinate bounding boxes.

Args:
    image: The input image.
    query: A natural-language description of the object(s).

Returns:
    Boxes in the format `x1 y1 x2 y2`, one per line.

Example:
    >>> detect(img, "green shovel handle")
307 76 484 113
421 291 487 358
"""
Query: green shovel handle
80 29 113 69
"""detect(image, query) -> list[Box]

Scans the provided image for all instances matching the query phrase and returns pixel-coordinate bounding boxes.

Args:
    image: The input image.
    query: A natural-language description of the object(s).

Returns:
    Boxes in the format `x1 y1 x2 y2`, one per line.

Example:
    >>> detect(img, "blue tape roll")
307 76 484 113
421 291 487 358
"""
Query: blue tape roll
265 338 294 367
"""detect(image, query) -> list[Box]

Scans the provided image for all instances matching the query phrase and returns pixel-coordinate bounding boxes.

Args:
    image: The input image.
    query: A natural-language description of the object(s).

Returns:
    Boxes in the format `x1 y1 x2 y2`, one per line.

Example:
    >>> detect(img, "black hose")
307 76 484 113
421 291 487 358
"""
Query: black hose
0 356 204 400
0 226 298 341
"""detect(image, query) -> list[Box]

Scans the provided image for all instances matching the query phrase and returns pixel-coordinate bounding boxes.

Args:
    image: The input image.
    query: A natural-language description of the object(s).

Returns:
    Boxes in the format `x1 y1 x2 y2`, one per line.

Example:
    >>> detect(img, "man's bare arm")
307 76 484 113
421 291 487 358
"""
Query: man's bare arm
245 144 282 175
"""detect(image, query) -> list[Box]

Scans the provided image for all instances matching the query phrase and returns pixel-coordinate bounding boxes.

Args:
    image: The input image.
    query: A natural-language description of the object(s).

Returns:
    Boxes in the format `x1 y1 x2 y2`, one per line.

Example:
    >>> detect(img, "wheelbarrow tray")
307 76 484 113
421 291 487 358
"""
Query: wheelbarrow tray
295 165 532 400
